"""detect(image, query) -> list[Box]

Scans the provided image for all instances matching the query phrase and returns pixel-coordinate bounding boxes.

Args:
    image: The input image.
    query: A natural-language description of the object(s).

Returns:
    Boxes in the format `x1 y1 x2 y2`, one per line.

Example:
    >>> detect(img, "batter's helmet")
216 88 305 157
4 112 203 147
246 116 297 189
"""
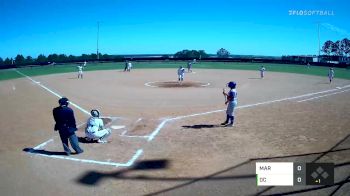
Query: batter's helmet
227 81 236 89
58 97 69 106
91 109 100 118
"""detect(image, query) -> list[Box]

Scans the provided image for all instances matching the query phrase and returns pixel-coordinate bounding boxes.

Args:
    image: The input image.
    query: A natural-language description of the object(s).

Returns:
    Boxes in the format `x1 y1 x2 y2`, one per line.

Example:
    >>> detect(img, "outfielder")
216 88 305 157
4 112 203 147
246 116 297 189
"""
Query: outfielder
328 68 334 83
85 109 111 143
177 66 186 82
127 61 133 72
260 66 266 79
77 65 84 79
221 81 238 127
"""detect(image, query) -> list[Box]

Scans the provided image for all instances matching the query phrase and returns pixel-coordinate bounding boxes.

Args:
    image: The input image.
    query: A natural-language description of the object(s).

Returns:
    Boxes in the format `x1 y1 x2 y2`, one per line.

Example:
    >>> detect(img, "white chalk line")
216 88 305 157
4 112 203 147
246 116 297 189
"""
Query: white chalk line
16 70 143 167
146 84 350 141
15 69 90 116
26 148 143 167
297 89 350 103
33 139 54 150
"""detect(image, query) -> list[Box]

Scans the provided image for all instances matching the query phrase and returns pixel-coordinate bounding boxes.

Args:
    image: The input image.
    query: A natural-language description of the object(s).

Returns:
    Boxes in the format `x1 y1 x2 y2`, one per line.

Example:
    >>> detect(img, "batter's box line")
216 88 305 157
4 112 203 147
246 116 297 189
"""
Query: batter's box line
25 138 144 167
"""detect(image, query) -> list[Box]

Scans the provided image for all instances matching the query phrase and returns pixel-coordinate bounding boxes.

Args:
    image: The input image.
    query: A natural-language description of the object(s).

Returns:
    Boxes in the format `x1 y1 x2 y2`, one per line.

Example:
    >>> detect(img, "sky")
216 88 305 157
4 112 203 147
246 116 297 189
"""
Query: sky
0 0 349 58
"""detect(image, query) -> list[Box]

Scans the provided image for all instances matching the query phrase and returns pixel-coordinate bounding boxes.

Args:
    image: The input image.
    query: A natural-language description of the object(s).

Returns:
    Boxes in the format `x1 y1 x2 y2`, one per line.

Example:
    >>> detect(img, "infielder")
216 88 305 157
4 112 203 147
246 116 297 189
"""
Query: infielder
260 66 266 79
187 61 192 72
177 66 186 82
222 81 238 127
77 65 84 79
85 109 111 143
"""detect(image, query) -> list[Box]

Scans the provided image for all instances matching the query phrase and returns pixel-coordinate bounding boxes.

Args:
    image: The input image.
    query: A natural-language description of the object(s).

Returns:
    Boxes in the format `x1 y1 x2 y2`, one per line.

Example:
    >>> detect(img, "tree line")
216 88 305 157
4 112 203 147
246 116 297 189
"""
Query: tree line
0 53 123 67
322 38 350 56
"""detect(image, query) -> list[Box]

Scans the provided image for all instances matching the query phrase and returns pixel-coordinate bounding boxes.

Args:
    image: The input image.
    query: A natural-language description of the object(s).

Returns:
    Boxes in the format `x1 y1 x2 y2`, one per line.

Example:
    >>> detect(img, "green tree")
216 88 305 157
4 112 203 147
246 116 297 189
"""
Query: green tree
217 48 230 58
26 56 34 64
47 54 59 63
36 54 47 64
15 54 25 65
198 50 209 58
4 58 12 65
322 40 334 55
0 57 3 66
174 49 205 59
58 54 67 62
340 38 350 56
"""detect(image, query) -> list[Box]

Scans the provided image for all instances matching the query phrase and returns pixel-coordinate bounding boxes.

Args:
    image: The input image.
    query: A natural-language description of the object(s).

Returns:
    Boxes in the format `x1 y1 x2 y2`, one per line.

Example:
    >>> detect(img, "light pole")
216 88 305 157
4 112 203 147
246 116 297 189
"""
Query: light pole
317 22 321 62
97 21 100 60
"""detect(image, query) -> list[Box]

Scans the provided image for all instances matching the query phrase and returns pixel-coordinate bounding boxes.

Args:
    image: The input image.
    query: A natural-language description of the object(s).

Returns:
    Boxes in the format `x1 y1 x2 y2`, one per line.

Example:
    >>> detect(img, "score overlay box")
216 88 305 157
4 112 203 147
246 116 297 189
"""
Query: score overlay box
256 162 334 186
256 162 294 186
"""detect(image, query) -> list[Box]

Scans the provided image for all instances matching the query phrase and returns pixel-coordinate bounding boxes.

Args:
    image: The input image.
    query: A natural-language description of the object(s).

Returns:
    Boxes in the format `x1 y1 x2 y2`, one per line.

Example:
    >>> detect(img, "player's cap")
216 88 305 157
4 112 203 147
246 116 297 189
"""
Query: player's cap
58 97 69 106
227 81 236 88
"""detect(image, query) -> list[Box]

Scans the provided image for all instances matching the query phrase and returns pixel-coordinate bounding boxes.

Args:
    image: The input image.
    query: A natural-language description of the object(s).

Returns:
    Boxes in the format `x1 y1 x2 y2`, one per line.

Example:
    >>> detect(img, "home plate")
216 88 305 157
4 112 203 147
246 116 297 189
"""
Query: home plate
111 125 126 130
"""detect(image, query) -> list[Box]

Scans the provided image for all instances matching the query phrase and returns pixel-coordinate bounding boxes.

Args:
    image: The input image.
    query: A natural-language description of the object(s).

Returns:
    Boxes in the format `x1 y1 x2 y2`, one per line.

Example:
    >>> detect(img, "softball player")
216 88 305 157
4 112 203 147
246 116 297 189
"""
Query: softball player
85 110 111 143
127 62 133 72
77 65 83 79
187 61 192 72
221 81 237 126
178 66 186 82
328 68 334 83
260 66 266 79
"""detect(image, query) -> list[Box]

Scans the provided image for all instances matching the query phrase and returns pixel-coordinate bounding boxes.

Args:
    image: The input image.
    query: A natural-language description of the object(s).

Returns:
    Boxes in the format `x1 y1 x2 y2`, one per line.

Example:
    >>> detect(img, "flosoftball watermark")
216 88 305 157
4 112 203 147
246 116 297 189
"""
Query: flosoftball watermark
288 10 335 16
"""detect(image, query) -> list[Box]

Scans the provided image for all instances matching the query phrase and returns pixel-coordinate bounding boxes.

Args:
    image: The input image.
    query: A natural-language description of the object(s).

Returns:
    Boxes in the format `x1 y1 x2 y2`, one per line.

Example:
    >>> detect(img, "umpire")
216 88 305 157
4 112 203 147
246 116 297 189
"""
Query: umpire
53 97 83 155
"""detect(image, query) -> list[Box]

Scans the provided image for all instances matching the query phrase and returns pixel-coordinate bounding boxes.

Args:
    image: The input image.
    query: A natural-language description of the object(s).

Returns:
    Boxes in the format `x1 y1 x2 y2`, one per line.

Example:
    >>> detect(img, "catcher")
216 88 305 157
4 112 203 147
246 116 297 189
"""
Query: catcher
221 81 238 126
85 109 111 143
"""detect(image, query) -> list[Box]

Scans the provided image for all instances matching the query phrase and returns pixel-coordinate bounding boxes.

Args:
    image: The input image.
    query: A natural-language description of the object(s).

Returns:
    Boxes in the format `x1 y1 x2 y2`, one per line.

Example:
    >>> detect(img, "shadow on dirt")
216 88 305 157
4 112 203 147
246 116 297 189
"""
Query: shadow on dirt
182 124 221 129
23 148 68 156
75 133 350 195
77 159 170 185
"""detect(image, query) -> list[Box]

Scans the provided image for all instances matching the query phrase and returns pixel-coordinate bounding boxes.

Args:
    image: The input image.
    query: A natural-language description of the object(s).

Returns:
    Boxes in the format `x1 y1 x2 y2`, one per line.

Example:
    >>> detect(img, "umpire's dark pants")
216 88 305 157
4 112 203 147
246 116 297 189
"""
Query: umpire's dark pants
59 132 83 155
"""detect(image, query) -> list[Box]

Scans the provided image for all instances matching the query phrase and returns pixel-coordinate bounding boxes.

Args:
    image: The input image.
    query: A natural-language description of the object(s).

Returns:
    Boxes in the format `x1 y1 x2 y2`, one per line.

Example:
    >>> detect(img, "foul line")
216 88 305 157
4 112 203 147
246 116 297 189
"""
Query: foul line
26 148 143 167
298 89 350 103
147 84 350 141
15 69 90 116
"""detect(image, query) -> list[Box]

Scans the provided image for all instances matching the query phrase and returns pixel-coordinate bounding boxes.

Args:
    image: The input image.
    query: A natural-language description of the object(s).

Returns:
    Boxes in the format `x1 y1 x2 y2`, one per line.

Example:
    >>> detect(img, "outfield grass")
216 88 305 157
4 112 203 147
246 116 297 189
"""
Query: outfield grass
0 61 349 81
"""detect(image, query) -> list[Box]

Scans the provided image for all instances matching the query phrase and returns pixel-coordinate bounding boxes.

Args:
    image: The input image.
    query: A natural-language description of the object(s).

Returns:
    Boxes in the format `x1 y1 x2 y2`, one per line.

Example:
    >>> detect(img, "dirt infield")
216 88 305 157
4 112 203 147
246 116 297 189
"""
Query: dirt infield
145 81 209 88
0 69 349 195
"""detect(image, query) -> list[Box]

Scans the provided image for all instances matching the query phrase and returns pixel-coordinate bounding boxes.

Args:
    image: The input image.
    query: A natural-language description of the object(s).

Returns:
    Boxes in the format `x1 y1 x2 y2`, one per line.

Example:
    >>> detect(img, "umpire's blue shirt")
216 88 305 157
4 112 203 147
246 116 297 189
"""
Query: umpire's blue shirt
53 106 77 136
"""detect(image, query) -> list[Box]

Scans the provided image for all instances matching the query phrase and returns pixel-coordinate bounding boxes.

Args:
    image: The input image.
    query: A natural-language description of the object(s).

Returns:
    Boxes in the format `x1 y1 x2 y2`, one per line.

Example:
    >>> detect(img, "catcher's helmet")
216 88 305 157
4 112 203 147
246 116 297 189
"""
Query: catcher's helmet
227 81 236 89
58 97 69 106
91 109 100 118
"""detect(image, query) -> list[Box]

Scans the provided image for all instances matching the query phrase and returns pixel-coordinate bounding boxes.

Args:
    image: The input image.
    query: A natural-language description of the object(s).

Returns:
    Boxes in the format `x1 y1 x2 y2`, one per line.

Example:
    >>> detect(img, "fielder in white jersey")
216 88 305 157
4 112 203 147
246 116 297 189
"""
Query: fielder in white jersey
83 61 87 67
328 68 335 83
177 66 186 82
127 62 133 72
77 65 83 79
260 66 266 78
85 110 111 143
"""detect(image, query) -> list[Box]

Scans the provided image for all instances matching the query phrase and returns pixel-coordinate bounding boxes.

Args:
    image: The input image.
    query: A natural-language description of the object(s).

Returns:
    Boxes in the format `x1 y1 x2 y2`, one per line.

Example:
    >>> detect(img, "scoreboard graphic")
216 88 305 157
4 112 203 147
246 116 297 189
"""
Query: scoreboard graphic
256 162 334 186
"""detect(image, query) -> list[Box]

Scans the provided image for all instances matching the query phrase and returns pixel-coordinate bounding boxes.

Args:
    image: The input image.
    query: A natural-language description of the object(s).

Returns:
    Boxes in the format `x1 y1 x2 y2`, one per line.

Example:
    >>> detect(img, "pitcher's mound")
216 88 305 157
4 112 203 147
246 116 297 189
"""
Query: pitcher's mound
145 81 210 88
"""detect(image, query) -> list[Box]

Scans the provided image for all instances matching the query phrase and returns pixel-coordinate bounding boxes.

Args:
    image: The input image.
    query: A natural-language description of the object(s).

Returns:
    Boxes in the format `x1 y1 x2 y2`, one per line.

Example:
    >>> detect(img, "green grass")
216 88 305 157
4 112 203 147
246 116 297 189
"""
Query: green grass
0 61 349 81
